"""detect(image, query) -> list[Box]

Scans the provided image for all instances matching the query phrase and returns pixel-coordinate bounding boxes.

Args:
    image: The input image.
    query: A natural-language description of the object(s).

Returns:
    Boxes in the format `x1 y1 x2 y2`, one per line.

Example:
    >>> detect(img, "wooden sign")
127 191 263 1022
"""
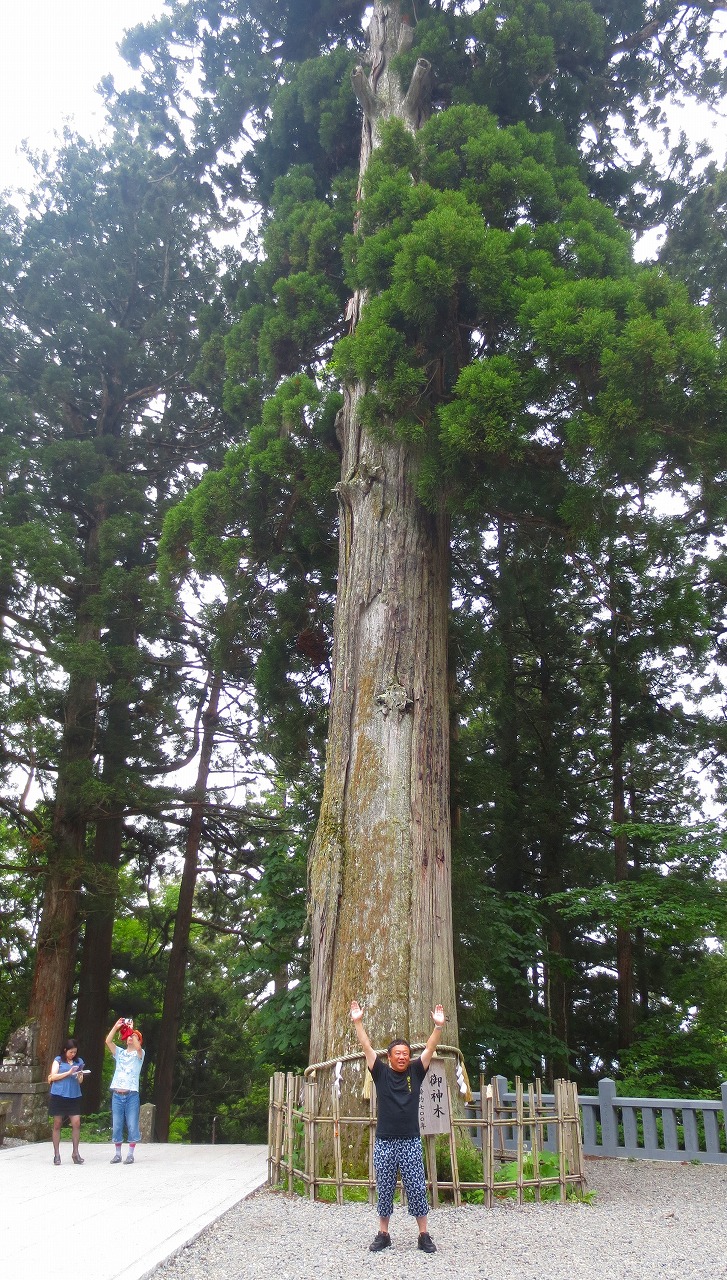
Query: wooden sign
419 1061 450 1135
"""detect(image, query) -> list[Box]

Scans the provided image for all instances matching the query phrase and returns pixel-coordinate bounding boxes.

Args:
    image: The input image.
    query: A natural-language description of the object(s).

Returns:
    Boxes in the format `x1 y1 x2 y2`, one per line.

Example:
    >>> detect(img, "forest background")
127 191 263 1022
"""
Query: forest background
3 0 727 1143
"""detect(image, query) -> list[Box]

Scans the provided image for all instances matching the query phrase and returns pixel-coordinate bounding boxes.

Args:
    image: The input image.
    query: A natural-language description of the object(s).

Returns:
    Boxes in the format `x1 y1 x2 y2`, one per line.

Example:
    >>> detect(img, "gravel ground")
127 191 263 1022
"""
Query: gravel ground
153 1159 727 1280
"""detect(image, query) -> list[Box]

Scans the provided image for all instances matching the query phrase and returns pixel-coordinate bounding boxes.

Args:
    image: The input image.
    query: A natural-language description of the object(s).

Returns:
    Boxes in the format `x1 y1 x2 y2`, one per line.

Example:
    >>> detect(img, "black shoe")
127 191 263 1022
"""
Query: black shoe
369 1232 392 1252
418 1232 437 1254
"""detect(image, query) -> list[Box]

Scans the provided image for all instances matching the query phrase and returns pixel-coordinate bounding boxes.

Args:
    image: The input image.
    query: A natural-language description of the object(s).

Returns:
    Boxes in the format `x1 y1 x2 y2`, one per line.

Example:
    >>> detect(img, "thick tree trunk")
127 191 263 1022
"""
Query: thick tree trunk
74 626 135 1109
73 809 124 1110
491 526 532 1051
309 1 457 1063
607 560 634 1054
27 623 100 1070
154 672 222 1141
538 653 570 1084
26 823 83 1073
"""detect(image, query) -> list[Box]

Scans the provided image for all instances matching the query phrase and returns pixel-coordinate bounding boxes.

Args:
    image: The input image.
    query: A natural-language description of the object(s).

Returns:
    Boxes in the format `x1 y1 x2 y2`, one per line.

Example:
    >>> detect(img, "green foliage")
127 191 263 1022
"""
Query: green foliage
78 1109 113 1143
160 372 339 776
331 105 725 528
495 1151 595 1202
0 821 41 1049
314 1183 371 1203
496 1150 560 1200
660 163 727 338
434 1134 488 1203
216 1080 270 1144
248 49 362 204
3 0 727 1116
619 1007 727 1098
550 824 727 937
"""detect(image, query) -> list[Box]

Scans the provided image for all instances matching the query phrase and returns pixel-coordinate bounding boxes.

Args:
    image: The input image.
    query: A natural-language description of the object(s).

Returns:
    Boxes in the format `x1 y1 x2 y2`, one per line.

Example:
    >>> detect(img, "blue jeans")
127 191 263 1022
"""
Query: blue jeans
111 1091 140 1144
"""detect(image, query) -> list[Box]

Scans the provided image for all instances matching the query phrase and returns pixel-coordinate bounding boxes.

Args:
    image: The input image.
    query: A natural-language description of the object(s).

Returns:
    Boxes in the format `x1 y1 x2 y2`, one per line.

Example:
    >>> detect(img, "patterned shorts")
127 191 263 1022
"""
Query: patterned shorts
373 1136 429 1219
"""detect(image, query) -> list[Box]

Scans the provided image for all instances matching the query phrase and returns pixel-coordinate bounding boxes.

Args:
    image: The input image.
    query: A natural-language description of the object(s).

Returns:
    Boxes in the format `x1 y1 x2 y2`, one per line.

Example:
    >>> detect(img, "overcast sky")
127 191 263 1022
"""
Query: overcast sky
1 2 725 211
0 0 164 192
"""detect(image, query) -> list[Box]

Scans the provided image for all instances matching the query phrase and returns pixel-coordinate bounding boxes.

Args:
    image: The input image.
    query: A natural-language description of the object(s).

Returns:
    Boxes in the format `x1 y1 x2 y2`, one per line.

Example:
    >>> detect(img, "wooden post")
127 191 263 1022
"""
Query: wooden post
529 1083 541 1203
447 1085 461 1206
426 1134 439 1207
492 1074 506 1157
272 1072 285 1186
570 1080 586 1191
509 1075 519 1203
485 1081 494 1208
286 1071 295 1193
555 1078 567 1202
267 1074 275 1185
332 1074 343 1205
480 1075 491 1207
368 1083 376 1206
306 1076 316 1200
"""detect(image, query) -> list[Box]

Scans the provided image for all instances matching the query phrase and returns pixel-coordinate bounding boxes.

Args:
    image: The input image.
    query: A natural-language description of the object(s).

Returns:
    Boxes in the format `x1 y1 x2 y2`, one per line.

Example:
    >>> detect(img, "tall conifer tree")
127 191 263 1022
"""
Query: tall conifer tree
0 129 224 1072
112 0 727 1076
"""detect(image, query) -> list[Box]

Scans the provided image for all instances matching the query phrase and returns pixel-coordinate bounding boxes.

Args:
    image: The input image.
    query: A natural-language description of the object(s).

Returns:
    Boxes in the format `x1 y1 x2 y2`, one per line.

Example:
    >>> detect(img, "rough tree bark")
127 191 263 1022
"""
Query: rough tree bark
607 557 634 1053
309 0 458 1065
73 812 122 1110
74 663 133 1110
491 522 532 1049
26 520 102 1073
153 672 222 1141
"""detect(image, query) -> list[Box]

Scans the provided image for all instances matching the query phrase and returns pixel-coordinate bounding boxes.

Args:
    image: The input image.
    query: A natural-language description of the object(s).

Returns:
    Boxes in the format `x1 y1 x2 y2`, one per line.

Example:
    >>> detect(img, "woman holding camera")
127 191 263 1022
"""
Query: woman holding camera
48 1037 86 1165
105 1018 145 1164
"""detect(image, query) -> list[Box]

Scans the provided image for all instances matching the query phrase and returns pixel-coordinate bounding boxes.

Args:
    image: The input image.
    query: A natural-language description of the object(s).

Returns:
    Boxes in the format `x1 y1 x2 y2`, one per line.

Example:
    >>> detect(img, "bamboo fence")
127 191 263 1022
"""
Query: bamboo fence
268 1056 586 1207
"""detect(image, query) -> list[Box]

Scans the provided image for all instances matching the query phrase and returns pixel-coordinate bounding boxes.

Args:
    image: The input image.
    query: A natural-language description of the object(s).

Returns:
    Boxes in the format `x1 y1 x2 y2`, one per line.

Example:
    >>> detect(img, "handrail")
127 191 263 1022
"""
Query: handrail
466 1075 727 1165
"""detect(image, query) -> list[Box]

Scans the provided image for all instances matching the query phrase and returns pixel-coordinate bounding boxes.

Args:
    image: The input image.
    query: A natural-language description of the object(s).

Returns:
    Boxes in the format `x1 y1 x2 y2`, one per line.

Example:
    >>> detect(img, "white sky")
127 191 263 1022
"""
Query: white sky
0 2 725 226
0 0 165 192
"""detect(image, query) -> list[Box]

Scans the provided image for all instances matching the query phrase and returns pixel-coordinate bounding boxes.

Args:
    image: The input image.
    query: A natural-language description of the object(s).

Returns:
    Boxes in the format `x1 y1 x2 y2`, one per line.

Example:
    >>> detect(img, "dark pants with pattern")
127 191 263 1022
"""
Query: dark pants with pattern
374 1136 429 1219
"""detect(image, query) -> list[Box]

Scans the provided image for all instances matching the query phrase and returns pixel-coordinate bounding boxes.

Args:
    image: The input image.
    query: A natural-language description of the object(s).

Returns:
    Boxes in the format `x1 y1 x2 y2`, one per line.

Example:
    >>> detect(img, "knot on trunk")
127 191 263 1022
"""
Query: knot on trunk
352 52 432 129
376 681 413 716
334 462 383 507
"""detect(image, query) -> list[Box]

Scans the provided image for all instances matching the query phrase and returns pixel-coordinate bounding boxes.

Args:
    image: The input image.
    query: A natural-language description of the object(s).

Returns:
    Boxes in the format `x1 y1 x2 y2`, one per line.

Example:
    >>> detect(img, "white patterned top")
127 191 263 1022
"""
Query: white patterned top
109 1047 145 1092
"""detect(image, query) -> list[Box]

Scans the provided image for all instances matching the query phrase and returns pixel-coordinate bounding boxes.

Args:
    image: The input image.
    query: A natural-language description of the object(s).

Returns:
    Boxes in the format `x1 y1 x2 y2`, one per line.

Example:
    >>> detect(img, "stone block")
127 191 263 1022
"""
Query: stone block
0 1099 10 1145
139 1101 156 1143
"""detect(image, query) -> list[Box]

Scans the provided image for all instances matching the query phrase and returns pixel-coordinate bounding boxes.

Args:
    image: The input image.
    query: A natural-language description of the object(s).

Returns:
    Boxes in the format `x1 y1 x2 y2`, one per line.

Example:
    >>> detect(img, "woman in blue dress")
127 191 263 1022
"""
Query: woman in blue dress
47 1037 86 1165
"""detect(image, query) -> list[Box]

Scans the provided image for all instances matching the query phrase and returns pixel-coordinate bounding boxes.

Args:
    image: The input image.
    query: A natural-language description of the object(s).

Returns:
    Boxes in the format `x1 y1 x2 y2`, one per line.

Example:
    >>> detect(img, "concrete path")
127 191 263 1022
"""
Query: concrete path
0 1141 267 1280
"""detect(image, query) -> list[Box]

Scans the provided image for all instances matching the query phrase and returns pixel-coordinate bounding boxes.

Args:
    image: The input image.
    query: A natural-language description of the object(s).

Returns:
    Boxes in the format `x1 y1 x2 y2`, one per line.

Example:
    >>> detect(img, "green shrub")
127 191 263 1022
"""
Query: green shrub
494 1150 595 1203
433 1135 487 1203
78 1109 112 1143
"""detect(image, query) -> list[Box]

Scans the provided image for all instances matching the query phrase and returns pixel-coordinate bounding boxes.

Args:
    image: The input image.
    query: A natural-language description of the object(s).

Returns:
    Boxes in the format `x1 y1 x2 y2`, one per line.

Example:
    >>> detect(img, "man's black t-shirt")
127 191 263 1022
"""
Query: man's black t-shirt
370 1055 426 1138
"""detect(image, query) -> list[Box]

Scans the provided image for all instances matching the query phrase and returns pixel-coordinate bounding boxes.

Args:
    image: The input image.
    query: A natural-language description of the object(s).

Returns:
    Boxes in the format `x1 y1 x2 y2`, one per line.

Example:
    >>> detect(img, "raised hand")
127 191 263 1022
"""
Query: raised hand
432 1004 445 1027
350 1000 363 1022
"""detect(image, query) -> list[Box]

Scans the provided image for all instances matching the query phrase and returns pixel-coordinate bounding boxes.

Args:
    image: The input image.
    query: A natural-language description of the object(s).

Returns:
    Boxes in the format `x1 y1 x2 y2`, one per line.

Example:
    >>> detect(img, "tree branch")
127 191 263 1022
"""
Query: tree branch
402 58 432 124
351 65 378 120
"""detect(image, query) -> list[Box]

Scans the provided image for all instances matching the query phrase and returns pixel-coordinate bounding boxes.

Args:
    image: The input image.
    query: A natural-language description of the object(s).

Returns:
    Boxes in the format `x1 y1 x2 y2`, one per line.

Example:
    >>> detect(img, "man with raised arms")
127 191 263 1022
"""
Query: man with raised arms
350 999 445 1254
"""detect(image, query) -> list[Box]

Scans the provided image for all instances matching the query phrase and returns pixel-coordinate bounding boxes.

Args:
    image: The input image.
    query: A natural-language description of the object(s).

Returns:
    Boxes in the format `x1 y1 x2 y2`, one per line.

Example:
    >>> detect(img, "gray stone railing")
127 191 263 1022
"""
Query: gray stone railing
467 1076 727 1165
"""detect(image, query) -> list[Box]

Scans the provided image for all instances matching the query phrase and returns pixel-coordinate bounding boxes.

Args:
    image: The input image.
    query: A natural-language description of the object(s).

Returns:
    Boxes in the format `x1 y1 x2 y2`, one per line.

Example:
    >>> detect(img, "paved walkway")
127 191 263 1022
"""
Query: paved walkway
0 1141 268 1280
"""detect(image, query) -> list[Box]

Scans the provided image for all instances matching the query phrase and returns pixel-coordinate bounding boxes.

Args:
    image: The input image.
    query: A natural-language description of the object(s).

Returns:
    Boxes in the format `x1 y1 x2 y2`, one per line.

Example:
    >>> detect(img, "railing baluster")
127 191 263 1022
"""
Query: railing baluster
682 1106 699 1156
